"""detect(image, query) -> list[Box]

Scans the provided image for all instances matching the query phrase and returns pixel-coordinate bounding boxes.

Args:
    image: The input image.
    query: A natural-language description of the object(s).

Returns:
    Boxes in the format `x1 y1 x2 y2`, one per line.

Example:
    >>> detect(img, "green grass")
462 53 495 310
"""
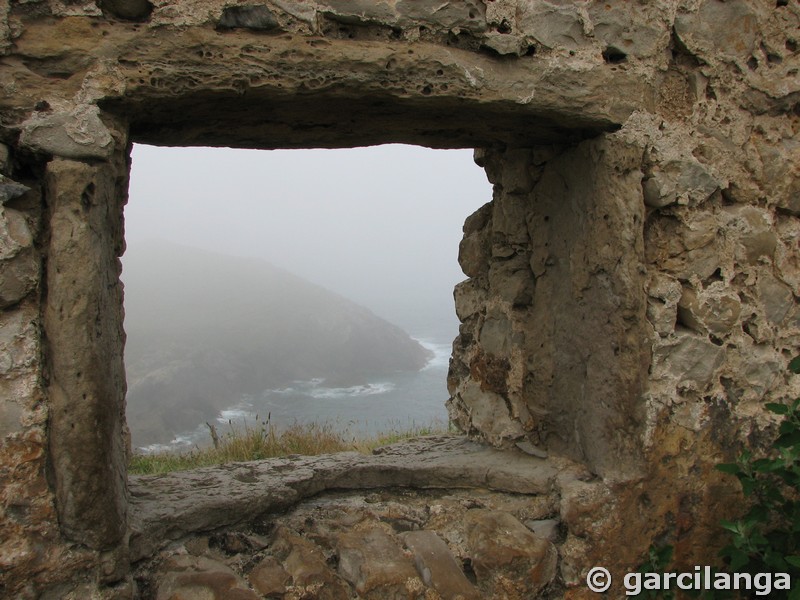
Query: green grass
128 418 450 475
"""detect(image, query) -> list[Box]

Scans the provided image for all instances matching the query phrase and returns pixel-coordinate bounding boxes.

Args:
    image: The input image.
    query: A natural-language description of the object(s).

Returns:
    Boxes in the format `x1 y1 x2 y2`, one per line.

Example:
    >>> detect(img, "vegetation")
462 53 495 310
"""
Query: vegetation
713 355 800 598
128 418 449 475
635 356 800 599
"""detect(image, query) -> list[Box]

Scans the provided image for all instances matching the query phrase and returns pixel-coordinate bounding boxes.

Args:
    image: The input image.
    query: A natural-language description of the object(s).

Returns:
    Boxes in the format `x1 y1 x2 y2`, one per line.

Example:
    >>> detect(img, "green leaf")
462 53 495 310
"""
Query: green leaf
740 478 756 496
767 402 790 415
728 547 750 571
752 457 780 472
655 544 673 566
789 355 800 374
776 431 800 448
786 555 800 567
720 520 741 535
716 463 741 475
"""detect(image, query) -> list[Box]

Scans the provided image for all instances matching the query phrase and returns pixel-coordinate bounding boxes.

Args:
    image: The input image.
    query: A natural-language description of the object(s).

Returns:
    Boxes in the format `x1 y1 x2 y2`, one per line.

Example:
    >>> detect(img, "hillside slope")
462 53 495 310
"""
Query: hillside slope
122 240 432 446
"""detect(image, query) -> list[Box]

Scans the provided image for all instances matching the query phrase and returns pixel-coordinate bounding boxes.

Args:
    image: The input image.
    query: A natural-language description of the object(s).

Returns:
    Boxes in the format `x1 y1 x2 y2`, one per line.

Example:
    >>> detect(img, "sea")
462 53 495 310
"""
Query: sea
139 332 455 454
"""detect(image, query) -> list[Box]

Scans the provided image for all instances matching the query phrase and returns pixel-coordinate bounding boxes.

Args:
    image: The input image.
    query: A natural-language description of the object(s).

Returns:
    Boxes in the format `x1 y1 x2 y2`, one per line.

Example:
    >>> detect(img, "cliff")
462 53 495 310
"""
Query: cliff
123 240 432 446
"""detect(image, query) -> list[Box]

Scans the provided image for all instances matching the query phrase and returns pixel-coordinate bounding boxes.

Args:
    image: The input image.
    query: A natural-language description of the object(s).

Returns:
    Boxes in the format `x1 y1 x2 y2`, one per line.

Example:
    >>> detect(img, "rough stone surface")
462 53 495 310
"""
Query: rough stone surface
400 529 481 600
0 0 799 597
44 157 128 551
127 436 560 562
132 462 570 599
465 509 558 597
336 526 421 599
20 106 115 160
449 138 652 478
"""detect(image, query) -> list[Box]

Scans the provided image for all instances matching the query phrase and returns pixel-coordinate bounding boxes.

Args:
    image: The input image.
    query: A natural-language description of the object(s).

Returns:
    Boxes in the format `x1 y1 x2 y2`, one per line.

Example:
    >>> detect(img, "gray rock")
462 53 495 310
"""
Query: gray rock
515 440 549 459
44 159 127 550
19 106 114 160
518 4 586 50
674 0 758 62
401 530 481 600
454 279 486 321
644 158 720 208
0 176 30 205
272 527 350 597
647 273 682 336
465 509 558 597
525 519 560 542
337 527 420 598
217 4 280 32
156 556 259 600
723 206 778 265
482 32 531 57
757 274 794 325
655 331 725 391
317 0 397 26
0 246 39 309
396 0 486 33
678 286 741 336
588 2 667 59
128 436 559 562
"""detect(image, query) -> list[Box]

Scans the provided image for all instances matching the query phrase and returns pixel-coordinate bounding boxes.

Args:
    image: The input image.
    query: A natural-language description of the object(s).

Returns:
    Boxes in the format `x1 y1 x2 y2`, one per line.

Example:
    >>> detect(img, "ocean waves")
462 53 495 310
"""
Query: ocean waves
269 378 396 400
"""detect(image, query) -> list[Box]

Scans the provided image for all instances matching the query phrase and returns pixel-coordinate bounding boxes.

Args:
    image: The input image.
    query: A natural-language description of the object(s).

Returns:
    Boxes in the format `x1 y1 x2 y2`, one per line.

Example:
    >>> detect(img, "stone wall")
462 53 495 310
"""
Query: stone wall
0 0 798 598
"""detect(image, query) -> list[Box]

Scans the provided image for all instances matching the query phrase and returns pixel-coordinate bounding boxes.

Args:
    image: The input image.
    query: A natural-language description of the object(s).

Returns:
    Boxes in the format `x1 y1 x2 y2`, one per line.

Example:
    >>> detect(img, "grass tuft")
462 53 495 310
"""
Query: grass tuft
128 418 449 475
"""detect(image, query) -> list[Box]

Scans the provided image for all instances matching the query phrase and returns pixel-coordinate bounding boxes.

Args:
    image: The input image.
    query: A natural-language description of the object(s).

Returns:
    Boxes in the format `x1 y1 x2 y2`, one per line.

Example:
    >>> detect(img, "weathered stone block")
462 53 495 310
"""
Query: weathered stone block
643 158 720 208
757 273 794 326
396 0 486 33
453 279 485 321
336 527 421 600
44 158 127 550
518 4 586 50
465 509 557 597
272 527 350 599
677 286 742 336
156 556 260 600
0 247 38 309
674 0 759 63
723 205 777 265
401 530 481 600
588 1 668 59
0 176 29 205
451 380 524 442
0 206 33 259
217 4 280 32
654 331 725 391
248 556 290 597
647 273 682 336
20 106 114 161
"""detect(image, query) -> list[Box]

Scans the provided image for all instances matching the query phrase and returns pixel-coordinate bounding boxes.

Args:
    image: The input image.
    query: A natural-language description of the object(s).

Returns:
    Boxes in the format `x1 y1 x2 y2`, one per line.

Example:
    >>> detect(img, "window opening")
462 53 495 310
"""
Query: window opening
122 144 491 454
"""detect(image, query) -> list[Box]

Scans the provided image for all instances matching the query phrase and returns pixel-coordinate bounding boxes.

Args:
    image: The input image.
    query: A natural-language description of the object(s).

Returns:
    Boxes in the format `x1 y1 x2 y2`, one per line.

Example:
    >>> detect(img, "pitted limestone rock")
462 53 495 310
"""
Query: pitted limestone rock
139 480 569 600
465 510 558 598
20 106 115 160
1 0 800 597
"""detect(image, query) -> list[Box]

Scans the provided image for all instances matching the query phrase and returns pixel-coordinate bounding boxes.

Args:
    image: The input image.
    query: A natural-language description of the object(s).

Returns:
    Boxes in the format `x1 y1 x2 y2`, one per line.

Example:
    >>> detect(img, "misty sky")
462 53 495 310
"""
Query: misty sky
124 144 493 337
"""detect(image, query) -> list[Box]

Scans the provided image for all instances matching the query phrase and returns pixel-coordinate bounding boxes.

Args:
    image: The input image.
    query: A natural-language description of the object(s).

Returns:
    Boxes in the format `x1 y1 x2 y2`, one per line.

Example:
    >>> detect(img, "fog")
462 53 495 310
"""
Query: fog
125 143 493 337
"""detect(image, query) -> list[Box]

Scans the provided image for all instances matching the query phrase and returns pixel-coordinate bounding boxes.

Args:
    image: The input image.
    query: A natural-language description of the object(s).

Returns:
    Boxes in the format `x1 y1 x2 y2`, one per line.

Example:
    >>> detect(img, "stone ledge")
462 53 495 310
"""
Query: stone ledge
128 435 567 562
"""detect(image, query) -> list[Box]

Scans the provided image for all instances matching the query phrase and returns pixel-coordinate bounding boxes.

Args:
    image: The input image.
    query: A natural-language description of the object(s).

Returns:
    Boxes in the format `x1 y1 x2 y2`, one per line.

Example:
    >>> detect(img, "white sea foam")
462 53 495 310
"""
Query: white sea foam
138 432 197 454
268 378 395 399
217 407 255 423
307 381 395 399
415 338 452 371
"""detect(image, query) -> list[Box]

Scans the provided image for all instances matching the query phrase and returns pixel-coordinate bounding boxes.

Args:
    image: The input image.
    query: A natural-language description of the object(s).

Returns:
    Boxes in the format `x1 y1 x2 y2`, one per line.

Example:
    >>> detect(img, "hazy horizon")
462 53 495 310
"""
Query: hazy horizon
124 143 494 336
